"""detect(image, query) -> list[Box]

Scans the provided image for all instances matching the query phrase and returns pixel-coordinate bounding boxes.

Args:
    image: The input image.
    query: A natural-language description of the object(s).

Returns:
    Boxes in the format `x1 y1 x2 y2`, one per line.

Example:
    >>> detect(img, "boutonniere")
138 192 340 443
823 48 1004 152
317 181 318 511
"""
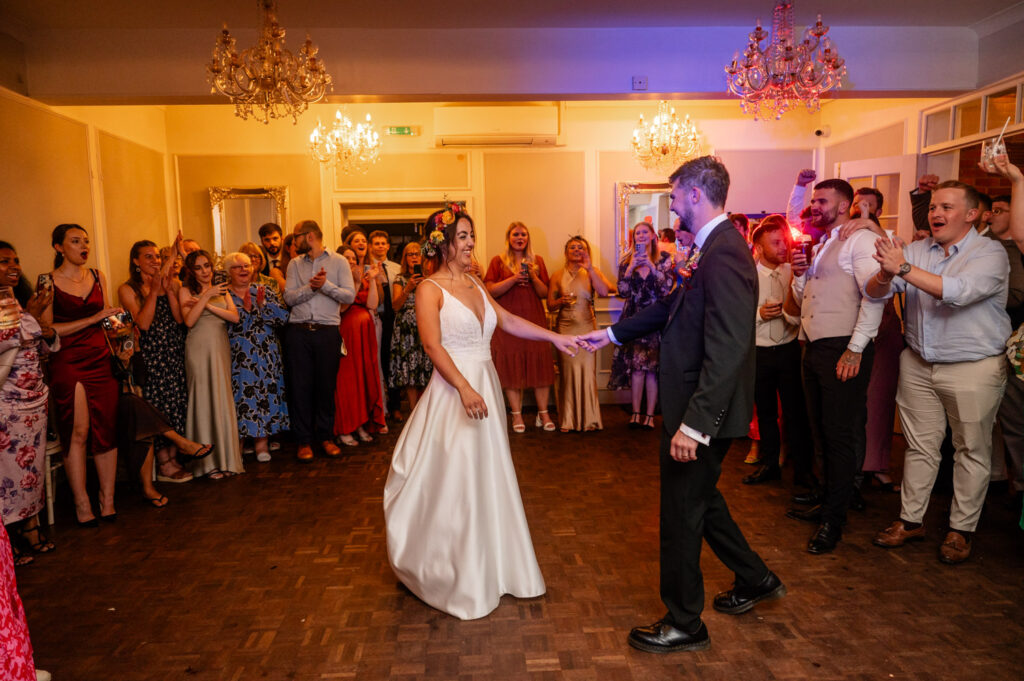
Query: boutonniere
677 245 702 280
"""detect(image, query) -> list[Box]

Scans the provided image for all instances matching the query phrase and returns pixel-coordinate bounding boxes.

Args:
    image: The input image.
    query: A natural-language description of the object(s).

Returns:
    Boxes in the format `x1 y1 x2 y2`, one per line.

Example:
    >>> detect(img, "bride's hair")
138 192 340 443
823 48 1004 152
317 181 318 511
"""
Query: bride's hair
423 208 475 265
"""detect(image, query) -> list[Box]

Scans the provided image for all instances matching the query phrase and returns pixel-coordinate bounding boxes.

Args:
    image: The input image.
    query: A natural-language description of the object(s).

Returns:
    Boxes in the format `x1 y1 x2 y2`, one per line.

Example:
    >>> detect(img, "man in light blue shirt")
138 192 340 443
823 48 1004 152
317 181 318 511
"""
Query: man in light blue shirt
866 181 1010 565
284 220 356 462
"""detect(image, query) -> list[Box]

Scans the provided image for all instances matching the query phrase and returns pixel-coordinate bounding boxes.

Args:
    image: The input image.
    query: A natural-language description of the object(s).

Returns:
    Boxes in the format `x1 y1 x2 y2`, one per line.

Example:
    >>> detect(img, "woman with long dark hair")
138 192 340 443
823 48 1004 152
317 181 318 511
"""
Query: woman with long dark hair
180 250 242 479
46 224 122 525
117 239 193 485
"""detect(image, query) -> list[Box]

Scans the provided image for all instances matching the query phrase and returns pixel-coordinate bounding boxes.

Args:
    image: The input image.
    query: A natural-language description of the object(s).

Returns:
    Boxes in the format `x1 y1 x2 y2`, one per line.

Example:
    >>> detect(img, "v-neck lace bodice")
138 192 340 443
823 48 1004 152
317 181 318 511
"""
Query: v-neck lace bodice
424 278 496 361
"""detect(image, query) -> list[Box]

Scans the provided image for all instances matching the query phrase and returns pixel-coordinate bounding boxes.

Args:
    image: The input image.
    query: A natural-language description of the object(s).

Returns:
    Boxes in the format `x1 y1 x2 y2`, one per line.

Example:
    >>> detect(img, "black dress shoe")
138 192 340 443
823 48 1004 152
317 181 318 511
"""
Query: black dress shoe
712 571 786 614
807 522 842 554
627 619 710 654
743 464 781 485
785 504 822 523
791 489 824 505
849 487 867 512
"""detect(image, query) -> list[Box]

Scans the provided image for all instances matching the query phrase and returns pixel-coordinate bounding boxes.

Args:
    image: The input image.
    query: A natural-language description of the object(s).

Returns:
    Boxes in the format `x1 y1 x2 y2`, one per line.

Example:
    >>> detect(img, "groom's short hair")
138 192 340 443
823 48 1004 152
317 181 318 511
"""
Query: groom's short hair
669 156 730 209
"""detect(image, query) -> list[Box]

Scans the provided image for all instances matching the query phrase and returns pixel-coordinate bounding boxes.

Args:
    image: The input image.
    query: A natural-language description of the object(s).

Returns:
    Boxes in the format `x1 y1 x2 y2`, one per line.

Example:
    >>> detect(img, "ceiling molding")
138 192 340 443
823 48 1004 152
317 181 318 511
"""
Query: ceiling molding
971 1 1024 37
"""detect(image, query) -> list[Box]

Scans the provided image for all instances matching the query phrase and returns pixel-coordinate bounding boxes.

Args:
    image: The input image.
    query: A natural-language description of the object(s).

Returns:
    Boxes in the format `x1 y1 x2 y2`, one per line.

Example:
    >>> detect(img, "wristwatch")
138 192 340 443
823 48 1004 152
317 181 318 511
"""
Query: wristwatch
897 262 911 278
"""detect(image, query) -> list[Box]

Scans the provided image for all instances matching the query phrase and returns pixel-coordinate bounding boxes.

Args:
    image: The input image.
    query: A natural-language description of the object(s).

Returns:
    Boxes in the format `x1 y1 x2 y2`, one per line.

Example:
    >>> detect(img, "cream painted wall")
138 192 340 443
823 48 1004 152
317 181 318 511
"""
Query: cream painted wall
0 90 94 283
53 105 169 153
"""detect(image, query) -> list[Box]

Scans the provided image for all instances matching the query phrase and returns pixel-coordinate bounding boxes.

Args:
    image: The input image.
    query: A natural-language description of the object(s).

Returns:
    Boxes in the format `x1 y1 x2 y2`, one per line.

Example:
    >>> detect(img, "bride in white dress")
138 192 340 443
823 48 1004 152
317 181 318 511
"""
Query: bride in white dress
384 207 580 620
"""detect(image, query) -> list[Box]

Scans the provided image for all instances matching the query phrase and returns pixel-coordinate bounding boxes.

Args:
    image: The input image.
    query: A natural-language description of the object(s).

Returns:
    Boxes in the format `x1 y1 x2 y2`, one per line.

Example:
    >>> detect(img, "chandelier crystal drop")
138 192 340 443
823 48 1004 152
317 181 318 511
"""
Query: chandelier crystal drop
724 1 846 120
309 109 382 175
631 101 703 173
206 0 332 124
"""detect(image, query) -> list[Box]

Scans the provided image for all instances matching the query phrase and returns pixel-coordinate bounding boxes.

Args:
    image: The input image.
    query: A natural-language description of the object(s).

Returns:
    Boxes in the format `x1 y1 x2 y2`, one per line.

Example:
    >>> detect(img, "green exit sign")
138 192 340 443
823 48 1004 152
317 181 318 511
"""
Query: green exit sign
385 126 418 136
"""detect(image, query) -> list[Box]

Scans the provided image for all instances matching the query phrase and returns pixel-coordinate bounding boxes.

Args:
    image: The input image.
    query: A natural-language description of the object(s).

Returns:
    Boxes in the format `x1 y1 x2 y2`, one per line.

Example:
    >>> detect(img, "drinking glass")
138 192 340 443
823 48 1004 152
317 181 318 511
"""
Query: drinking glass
0 286 21 330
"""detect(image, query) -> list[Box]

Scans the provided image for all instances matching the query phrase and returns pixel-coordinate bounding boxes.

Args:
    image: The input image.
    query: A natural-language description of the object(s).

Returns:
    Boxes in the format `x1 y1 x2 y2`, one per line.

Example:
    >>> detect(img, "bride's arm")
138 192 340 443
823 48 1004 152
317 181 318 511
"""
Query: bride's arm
415 282 489 420
473 275 578 356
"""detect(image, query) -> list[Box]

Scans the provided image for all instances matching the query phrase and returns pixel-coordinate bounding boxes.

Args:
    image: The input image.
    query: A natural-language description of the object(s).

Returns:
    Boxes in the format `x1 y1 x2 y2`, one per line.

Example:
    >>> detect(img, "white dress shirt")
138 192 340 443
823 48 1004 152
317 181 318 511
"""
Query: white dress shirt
790 225 885 353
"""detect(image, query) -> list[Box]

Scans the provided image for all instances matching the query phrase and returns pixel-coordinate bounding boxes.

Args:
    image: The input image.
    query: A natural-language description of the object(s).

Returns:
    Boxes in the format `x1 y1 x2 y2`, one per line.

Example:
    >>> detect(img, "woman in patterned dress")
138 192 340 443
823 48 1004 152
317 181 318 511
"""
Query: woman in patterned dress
389 242 433 411
224 252 290 463
608 221 675 429
117 239 193 484
239 241 284 295
484 222 556 432
0 241 56 566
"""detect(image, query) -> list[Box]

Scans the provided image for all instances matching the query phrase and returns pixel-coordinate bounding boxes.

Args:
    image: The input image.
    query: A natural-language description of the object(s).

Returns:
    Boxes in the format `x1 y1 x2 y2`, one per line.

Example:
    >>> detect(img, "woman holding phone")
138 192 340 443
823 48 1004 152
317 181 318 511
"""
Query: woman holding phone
389 242 433 411
608 221 674 429
47 224 122 525
180 250 242 478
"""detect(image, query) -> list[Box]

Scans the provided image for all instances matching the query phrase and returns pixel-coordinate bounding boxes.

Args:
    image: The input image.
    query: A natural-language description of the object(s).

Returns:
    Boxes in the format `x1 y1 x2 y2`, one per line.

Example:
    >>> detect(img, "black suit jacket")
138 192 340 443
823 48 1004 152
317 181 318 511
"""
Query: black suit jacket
611 219 758 439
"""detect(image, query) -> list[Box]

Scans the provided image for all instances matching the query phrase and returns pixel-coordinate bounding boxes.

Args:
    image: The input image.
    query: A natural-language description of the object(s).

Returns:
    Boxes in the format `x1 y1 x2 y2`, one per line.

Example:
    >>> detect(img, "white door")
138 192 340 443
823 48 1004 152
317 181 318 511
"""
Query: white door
835 154 919 241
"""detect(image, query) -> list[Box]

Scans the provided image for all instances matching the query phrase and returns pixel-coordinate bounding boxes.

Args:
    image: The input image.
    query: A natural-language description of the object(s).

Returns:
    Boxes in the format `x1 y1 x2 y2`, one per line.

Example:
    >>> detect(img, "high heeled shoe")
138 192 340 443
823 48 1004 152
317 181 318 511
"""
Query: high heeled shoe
510 411 526 433
535 410 556 432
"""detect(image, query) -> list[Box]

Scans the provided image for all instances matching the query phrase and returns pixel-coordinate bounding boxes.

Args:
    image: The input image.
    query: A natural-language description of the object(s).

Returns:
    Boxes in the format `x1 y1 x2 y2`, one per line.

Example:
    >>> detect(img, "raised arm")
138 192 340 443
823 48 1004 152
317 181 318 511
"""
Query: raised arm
990 155 1024 253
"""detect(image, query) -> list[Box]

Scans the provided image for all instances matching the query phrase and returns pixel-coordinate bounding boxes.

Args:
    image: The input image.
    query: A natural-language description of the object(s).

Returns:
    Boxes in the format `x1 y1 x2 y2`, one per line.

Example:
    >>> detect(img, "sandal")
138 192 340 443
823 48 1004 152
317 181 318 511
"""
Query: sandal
179 443 215 461
14 520 55 555
642 414 656 430
378 424 390 435
144 494 168 508
535 410 556 432
356 427 373 443
207 469 226 480
11 545 34 567
510 411 526 434
339 434 358 447
628 412 641 429
157 460 194 483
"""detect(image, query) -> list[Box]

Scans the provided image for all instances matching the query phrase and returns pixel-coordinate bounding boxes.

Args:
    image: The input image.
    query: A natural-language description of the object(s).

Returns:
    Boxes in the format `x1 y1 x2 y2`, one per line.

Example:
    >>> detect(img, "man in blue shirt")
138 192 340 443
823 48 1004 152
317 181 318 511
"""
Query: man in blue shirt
866 181 1010 565
284 220 356 462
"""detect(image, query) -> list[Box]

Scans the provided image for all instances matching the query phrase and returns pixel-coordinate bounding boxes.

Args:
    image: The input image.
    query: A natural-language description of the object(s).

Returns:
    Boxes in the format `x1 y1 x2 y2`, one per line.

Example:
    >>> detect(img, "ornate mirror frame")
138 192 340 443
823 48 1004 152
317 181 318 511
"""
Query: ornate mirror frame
614 181 671 262
209 186 289 255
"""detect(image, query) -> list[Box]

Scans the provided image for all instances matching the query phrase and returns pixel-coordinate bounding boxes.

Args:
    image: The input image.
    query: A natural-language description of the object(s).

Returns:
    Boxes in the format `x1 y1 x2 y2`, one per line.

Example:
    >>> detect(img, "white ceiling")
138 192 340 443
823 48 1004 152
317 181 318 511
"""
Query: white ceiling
2 0 1022 31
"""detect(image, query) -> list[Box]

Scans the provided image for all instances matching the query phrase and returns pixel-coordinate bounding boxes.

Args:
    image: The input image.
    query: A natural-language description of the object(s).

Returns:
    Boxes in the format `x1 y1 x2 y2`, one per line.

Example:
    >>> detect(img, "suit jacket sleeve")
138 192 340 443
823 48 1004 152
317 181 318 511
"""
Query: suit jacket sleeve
610 288 677 343
683 242 758 437
910 190 930 233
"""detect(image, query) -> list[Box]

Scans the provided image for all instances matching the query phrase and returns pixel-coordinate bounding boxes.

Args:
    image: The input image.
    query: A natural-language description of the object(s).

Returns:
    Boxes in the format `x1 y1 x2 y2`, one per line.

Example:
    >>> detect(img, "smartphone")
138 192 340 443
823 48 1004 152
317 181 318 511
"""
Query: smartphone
363 264 371 274
520 262 529 275
101 309 134 333
212 270 228 286
36 273 53 293
413 264 423 277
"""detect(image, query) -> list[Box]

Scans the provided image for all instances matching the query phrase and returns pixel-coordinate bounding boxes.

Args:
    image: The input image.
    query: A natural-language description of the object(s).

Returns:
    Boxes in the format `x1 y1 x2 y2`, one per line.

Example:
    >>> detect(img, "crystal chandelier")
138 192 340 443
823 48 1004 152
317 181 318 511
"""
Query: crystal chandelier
631 101 703 173
206 0 331 124
724 1 846 120
309 110 382 175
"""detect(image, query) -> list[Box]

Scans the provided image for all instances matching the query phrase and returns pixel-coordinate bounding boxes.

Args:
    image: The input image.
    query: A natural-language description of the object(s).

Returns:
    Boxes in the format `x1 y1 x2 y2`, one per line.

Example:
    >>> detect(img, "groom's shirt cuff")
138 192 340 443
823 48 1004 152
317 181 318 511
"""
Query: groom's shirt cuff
679 423 711 445
606 327 621 345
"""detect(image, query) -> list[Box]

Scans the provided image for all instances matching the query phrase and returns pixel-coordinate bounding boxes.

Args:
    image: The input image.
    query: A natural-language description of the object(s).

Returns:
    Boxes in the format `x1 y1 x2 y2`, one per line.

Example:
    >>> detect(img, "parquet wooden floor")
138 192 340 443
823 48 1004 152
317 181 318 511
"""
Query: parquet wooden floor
16 407 1024 681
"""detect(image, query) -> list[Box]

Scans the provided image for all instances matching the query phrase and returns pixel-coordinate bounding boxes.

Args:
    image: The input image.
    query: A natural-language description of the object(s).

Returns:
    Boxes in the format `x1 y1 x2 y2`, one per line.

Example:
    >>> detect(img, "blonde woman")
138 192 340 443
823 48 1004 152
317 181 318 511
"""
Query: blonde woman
608 221 674 429
484 222 555 432
547 236 613 432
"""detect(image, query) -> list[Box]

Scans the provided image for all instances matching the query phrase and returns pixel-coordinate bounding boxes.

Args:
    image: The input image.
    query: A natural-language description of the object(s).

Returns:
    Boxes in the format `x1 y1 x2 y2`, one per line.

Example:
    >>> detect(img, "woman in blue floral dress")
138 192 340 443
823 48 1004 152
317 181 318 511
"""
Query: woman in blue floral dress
608 221 674 429
389 242 434 411
224 252 289 462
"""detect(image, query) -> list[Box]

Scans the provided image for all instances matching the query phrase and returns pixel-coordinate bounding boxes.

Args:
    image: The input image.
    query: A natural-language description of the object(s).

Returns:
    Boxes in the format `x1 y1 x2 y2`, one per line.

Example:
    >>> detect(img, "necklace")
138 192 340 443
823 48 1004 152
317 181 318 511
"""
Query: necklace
57 267 86 284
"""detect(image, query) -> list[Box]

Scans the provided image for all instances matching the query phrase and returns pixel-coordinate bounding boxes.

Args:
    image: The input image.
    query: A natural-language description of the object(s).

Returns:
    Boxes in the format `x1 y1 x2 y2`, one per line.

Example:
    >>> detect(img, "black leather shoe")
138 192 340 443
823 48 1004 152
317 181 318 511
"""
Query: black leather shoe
627 619 710 654
786 504 822 523
743 464 781 485
712 571 786 614
807 522 842 554
791 489 824 505
850 487 867 511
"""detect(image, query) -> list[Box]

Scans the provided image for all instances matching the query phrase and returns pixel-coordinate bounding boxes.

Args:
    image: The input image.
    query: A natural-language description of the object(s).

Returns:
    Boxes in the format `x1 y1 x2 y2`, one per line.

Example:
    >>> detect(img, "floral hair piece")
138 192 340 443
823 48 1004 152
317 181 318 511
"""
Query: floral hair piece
421 229 447 259
434 198 467 228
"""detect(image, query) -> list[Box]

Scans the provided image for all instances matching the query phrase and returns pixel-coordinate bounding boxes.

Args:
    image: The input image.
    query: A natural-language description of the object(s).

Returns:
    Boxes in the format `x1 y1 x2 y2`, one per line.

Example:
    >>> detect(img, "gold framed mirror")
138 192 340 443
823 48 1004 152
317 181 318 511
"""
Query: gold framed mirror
209 186 289 255
614 181 672 262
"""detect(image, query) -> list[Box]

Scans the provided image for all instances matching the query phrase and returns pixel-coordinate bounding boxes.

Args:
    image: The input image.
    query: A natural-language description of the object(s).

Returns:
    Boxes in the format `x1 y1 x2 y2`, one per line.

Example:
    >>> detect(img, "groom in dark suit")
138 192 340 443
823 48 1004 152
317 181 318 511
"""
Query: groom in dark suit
579 156 784 653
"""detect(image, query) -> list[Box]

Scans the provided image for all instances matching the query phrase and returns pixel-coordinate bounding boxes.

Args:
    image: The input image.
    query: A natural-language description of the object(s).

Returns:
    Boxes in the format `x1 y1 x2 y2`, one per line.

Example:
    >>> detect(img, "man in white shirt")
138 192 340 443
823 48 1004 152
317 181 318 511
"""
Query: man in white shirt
783 179 885 554
744 218 816 493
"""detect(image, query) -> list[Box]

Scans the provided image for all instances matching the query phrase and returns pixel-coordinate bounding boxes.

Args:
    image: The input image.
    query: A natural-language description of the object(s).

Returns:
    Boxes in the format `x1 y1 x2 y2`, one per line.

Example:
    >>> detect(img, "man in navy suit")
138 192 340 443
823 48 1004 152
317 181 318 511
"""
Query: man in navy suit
579 156 784 653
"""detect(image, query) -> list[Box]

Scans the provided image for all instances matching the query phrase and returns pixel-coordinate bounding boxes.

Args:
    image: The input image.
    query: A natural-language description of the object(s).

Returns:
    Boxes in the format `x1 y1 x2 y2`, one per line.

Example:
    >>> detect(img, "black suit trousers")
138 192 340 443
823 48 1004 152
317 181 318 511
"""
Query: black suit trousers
802 336 874 525
285 324 341 445
660 435 768 628
754 340 814 482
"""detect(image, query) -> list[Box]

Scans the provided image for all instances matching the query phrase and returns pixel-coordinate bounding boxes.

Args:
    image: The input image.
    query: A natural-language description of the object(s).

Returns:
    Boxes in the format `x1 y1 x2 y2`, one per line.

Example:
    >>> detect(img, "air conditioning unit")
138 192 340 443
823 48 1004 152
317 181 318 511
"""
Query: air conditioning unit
433 105 560 147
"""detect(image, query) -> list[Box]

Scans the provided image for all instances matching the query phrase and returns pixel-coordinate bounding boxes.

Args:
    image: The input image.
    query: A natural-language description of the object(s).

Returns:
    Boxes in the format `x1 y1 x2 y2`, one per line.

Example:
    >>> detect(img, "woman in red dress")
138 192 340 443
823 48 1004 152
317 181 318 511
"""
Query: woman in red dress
484 222 555 432
333 247 386 447
46 224 122 526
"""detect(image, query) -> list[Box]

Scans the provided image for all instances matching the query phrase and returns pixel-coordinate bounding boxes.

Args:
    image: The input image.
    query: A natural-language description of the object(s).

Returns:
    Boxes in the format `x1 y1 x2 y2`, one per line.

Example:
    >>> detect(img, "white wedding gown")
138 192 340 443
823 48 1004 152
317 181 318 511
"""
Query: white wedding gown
384 278 546 620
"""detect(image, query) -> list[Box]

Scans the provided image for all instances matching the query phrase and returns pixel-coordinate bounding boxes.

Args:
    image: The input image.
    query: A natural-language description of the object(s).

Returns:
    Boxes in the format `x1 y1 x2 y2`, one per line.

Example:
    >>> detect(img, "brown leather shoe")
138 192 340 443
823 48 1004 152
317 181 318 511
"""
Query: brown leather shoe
873 520 926 548
296 445 314 463
939 531 971 564
321 440 342 458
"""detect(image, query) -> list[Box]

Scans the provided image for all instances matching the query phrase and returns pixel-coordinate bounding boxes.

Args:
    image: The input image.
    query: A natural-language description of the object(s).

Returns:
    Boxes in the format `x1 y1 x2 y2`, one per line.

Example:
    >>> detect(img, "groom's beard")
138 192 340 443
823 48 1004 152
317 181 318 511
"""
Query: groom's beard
675 205 697 235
